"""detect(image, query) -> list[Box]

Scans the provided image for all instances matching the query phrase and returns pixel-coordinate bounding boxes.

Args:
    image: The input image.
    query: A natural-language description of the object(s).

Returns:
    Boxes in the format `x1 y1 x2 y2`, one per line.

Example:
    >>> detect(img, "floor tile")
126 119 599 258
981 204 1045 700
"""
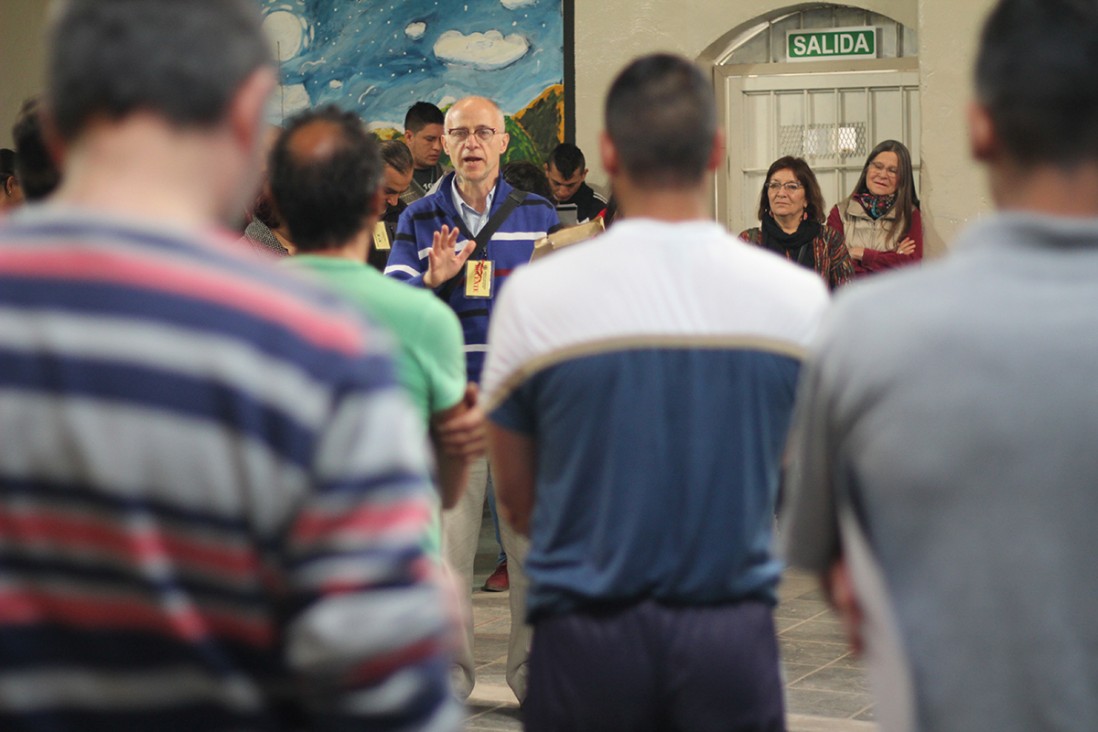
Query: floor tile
781 618 851 645
779 639 852 667
462 518 878 730
785 688 875 718
791 665 872 696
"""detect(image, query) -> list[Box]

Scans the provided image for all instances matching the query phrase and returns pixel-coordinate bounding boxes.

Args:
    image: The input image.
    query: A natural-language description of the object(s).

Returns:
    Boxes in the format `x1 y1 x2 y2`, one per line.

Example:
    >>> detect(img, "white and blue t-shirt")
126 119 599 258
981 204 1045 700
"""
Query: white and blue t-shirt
482 217 829 621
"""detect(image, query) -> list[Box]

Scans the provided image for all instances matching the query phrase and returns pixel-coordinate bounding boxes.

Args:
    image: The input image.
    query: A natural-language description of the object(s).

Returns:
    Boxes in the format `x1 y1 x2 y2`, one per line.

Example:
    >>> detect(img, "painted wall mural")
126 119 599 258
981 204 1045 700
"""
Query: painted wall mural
257 0 565 163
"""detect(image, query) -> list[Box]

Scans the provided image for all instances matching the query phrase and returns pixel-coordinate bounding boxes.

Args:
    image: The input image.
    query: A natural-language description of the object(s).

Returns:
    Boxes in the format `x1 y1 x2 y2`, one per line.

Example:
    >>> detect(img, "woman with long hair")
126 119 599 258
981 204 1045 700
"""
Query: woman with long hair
739 156 853 290
828 139 922 276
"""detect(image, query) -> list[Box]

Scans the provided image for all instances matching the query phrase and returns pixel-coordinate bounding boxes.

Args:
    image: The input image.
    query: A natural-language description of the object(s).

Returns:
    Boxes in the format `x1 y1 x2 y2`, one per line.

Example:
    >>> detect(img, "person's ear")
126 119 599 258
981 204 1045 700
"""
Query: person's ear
36 101 68 174
227 66 276 160
706 129 725 174
367 185 386 219
968 101 998 163
600 131 619 176
499 131 510 155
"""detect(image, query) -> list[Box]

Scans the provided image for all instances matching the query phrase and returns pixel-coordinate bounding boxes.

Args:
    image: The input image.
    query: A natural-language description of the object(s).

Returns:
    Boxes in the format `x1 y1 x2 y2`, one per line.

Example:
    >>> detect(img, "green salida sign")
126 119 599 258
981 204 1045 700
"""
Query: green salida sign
787 27 878 62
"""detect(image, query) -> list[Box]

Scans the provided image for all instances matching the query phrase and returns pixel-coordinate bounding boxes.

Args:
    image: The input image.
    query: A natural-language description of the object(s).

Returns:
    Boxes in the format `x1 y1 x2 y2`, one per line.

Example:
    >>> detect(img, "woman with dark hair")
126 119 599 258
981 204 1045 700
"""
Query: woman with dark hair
828 139 922 276
740 156 853 290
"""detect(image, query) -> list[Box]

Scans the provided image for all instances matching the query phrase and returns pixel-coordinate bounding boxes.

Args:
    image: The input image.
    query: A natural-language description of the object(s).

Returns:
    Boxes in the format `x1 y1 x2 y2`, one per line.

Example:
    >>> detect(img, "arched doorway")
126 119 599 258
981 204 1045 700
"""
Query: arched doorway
705 5 919 234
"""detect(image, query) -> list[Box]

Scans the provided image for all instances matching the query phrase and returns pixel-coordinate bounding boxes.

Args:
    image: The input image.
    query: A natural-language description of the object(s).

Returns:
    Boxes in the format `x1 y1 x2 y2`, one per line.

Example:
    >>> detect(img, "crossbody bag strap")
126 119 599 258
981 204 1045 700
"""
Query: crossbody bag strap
436 189 528 302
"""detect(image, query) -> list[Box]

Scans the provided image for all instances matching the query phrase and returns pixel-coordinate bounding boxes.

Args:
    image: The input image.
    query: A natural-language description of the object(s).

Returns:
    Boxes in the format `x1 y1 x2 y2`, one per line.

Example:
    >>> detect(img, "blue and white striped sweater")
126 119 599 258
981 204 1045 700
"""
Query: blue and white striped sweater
384 173 558 383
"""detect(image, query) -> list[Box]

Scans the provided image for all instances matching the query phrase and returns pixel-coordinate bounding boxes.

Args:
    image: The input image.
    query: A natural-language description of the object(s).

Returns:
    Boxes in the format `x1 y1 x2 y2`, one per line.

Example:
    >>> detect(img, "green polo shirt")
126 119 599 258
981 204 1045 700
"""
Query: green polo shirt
286 255 467 556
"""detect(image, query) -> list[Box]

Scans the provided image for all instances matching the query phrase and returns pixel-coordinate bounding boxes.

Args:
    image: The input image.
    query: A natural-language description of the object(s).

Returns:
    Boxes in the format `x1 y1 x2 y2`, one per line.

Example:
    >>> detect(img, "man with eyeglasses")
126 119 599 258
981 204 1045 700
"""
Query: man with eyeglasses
385 95 558 703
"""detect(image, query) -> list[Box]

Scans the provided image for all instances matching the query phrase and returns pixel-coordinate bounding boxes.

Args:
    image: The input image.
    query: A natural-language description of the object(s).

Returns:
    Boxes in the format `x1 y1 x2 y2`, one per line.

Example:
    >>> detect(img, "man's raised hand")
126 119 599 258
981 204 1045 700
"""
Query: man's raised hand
423 224 473 288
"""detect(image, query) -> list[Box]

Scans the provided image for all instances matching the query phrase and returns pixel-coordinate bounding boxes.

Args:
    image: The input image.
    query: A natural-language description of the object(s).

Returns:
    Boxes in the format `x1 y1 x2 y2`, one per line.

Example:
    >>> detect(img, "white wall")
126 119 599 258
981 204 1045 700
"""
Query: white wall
0 0 50 149
916 0 997 256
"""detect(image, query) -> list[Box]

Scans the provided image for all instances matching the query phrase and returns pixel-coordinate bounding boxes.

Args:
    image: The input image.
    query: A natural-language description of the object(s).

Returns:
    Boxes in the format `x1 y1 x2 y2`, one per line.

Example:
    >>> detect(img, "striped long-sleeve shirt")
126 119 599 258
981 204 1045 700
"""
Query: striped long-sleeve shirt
0 207 461 732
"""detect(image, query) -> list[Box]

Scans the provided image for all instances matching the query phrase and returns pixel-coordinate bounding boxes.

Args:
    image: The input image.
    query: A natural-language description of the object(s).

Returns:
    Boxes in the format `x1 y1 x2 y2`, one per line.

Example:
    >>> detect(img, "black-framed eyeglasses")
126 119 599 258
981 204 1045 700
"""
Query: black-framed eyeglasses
447 127 498 143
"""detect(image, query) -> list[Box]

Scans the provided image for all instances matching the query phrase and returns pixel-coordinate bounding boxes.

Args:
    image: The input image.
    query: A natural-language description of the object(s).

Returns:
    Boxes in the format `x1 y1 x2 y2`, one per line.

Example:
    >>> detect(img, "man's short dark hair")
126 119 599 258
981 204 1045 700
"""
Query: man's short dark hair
503 161 553 201
0 149 15 180
46 0 271 142
270 105 384 253
381 139 414 174
547 143 585 178
0 149 17 200
605 54 716 188
12 97 61 201
975 0 1098 167
404 102 444 133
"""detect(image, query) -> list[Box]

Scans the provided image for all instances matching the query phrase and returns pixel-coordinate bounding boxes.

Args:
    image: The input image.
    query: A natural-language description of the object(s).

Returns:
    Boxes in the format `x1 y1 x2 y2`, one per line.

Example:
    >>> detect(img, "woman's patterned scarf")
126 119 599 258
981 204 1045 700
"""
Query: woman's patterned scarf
853 192 896 220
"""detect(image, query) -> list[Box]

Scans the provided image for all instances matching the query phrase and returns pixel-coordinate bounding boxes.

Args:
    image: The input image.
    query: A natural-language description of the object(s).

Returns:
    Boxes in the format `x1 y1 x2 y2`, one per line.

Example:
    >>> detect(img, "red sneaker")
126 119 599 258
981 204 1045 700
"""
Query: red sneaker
482 561 509 592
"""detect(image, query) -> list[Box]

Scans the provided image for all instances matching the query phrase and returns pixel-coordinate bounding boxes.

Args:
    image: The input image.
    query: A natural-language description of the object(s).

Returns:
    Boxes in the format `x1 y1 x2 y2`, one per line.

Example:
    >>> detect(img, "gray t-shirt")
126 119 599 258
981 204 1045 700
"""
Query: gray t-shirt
782 213 1098 732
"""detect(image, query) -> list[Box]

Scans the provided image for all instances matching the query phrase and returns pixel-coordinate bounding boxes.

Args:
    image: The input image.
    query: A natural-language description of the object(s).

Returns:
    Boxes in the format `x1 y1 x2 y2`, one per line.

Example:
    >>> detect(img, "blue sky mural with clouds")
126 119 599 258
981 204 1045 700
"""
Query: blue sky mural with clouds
258 0 564 130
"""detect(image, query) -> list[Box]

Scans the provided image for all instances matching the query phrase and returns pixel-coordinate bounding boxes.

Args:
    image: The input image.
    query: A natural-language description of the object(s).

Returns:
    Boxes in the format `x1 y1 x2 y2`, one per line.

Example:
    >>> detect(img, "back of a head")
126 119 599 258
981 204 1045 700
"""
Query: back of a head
269 105 383 252
381 139 414 175
404 101 445 133
605 54 716 188
548 143 585 178
46 0 271 142
975 0 1098 167
0 149 15 182
13 98 62 201
502 161 553 200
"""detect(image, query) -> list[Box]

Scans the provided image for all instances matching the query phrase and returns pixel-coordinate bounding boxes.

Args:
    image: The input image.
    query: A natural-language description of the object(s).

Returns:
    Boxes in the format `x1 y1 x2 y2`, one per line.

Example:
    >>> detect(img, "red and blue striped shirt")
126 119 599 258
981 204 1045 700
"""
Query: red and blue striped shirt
0 207 460 731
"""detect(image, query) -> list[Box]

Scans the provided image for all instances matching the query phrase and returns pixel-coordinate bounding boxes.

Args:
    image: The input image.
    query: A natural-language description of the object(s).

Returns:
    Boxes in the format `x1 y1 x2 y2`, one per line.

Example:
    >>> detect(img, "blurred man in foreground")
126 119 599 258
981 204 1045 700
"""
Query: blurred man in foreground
783 1 1098 730
0 1 459 729
484 54 828 730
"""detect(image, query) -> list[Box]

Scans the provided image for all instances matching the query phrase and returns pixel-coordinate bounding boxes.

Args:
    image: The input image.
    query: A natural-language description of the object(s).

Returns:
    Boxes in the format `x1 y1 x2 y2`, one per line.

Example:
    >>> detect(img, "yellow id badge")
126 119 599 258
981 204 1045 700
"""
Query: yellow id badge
465 259 494 299
372 222 391 251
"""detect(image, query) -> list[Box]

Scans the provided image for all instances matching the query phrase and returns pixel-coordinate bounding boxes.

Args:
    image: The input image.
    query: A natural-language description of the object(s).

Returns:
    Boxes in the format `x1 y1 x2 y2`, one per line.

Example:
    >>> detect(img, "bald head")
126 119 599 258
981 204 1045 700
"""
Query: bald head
442 96 510 187
269 105 383 252
445 96 505 131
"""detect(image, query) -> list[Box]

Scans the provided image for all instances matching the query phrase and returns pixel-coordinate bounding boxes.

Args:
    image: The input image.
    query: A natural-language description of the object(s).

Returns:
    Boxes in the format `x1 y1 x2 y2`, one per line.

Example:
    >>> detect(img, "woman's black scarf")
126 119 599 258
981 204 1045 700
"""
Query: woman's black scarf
762 214 819 271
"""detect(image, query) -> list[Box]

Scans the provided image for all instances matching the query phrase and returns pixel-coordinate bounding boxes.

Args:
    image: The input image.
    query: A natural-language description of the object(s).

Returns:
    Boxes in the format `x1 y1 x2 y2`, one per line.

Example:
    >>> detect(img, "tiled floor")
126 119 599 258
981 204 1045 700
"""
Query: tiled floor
461 520 877 731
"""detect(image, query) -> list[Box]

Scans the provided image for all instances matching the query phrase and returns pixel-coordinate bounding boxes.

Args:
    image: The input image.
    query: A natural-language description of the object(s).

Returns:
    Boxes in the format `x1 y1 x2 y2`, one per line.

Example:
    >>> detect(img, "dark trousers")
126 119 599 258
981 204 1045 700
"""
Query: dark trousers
524 598 785 732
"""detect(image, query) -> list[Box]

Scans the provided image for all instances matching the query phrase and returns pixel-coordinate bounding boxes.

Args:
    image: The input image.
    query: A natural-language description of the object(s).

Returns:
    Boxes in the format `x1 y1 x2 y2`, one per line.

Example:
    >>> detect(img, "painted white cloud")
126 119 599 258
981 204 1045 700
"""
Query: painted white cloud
501 0 536 8
430 29 529 70
405 22 427 40
277 84 311 118
433 29 530 70
262 11 308 61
